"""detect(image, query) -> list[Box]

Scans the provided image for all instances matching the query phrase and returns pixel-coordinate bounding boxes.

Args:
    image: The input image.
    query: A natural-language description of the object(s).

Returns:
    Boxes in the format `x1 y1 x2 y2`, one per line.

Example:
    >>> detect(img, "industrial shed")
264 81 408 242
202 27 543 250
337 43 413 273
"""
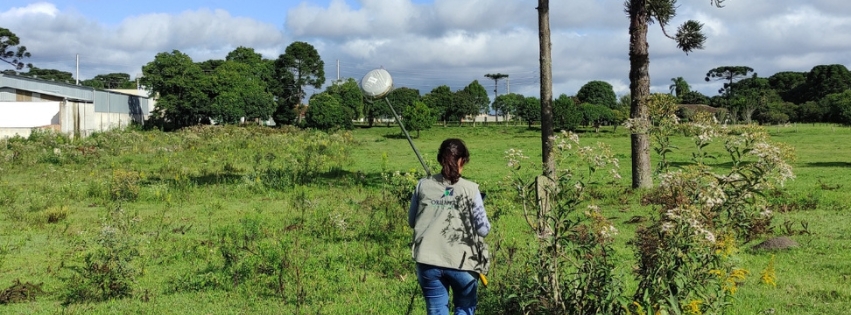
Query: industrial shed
0 73 154 138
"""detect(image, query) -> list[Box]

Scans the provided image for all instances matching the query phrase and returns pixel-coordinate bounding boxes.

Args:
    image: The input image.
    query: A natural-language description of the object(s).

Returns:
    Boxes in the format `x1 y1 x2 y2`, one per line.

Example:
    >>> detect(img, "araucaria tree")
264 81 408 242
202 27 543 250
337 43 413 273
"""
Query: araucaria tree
272 42 325 126
0 28 31 71
626 0 725 188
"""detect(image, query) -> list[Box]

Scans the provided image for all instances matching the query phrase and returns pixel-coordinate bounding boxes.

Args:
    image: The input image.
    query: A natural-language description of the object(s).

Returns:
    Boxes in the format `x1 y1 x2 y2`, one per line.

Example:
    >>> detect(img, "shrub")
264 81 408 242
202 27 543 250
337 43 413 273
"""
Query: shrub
110 169 142 202
61 207 140 305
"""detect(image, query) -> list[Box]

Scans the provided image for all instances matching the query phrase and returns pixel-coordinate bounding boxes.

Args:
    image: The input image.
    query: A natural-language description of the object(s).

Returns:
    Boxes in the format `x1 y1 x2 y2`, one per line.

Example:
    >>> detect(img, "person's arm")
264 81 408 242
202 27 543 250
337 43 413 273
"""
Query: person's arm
408 180 422 228
471 191 490 237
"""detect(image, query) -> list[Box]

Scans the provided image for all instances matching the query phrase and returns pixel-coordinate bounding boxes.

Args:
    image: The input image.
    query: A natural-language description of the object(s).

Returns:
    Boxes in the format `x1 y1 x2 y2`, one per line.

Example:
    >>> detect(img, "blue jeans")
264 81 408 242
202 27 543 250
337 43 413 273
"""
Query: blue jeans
416 263 478 315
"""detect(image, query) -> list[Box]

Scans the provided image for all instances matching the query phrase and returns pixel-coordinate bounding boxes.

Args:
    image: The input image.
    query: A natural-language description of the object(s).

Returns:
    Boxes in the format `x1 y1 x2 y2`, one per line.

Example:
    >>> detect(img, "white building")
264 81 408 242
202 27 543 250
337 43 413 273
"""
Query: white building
0 74 155 138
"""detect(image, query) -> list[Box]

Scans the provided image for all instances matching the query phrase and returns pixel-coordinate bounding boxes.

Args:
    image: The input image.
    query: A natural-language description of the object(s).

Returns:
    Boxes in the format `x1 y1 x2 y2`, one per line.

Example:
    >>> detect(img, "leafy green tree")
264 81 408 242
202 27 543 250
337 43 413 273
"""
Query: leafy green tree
208 61 275 124
617 94 631 110
625 0 724 188
0 28 31 70
226 46 274 82
553 94 581 131
305 92 352 130
754 101 794 125
804 64 851 103
20 67 74 84
463 80 490 114
451 81 488 125
821 90 851 125
577 80 617 109
769 71 807 104
611 108 629 131
796 101 826 123
729 74 781 123
141 50 210 129
386 87 421 118
451 90 476 125
669 77 690 98
326 78 364 121
402 100 436 138
492 93 525 122
581 103 613 132
422 85 455 126
197 59 225 72
272 42 325 126
516 96 541 128
679 91 710 104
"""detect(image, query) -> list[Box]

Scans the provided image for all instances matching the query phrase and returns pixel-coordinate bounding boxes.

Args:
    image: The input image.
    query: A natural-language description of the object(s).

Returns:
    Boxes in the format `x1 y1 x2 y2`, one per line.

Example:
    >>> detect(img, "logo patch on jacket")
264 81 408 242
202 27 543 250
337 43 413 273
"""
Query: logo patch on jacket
443 187 454 197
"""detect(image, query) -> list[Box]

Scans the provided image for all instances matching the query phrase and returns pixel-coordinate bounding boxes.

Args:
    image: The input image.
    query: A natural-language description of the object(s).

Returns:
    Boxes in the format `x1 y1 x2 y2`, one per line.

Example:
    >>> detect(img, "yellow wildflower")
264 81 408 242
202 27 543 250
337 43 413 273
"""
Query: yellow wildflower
685 299 703 315
760 255 777 287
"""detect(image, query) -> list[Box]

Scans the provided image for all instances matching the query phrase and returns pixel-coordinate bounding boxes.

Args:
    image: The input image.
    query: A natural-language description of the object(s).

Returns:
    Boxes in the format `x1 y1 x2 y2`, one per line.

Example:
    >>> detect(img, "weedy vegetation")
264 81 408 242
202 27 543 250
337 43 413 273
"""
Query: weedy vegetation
0 121 850 314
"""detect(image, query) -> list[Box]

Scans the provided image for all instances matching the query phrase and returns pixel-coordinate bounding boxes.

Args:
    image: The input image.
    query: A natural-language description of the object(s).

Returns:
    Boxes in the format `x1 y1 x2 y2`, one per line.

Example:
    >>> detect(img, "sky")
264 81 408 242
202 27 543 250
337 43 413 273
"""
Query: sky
3 0 851 100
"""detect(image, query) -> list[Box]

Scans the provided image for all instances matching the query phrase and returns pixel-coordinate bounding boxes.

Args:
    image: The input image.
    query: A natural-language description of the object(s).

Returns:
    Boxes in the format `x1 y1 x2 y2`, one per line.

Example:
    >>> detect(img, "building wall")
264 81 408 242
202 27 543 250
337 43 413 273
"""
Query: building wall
0 127 34 139
59 101 96 138
0 101 60 127
95 112 137 130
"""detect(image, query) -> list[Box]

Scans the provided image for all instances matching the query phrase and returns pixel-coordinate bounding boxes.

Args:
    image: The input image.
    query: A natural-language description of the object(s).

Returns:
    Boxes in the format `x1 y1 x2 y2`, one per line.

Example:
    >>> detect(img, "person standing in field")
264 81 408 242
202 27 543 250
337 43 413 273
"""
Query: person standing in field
408 138 491 315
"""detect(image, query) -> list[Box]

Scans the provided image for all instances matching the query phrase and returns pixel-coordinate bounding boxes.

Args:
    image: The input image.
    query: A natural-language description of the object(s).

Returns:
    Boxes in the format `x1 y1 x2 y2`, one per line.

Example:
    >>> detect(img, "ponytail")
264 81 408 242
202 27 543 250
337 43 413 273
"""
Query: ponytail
437 139 470 184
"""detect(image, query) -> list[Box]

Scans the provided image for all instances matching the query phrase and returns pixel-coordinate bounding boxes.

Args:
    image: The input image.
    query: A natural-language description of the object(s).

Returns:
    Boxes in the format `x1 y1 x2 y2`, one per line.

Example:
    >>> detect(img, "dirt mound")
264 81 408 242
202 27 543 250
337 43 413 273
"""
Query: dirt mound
751 236 799 251
0 279 44 304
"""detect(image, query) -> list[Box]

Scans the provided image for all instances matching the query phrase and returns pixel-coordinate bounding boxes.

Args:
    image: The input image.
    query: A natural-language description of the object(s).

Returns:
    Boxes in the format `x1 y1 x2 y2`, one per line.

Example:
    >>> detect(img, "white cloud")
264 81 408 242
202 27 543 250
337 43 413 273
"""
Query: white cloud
2 3 289 77
0 2 58 19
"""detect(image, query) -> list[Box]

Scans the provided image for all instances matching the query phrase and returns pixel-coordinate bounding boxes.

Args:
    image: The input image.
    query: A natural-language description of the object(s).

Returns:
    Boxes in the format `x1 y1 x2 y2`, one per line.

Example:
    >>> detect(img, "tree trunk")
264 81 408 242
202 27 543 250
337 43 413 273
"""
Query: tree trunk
629 0 653 189
538 0 555 178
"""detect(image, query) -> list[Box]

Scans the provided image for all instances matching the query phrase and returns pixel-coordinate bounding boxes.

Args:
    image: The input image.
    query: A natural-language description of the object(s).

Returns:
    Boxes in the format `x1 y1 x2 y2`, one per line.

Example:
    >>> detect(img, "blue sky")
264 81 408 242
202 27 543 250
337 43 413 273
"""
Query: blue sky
3 0 851 98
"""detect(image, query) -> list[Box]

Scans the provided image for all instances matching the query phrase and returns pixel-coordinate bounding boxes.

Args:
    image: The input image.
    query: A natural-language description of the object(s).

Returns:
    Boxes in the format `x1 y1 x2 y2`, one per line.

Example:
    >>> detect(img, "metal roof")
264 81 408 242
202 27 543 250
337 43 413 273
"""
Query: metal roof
0 73 151 115
0 73 95 101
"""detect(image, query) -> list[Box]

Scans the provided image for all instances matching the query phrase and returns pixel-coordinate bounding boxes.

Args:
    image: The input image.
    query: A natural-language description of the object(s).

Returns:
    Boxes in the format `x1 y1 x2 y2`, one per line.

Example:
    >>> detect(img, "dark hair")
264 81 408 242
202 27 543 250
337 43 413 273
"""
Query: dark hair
437 138 470 184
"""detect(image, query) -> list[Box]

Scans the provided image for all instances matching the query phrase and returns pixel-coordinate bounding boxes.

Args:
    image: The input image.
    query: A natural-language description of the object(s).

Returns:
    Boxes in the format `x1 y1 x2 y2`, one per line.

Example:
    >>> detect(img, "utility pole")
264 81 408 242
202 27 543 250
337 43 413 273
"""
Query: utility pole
75 54 79 85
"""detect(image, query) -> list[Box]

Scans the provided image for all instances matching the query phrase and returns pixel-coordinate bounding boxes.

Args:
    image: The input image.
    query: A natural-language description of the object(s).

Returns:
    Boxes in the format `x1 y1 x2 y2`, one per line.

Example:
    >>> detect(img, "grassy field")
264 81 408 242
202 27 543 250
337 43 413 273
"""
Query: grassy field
0 123 850 314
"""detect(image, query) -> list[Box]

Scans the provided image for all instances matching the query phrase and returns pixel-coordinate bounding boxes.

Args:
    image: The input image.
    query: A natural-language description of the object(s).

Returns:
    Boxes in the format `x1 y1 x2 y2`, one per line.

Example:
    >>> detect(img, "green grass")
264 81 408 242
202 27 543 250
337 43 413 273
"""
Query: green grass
1 123 850 314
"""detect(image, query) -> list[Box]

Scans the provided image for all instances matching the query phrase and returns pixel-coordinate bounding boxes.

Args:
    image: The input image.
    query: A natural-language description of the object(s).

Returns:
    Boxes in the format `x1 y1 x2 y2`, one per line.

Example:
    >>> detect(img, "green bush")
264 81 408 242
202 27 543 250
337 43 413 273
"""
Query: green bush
61 207 140 305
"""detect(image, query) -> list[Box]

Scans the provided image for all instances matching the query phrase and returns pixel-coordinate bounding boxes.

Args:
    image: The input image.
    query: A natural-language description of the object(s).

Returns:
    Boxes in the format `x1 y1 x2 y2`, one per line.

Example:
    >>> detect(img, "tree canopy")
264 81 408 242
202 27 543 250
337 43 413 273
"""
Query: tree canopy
19 67 74 84
492 93 525 122
0 28 31 70
82 73 136 89
402 100 436 138
141 50 211 128
422 85 454 125
804 64 851 103
325 78 364 121
516 96 541 128
577 80 617 109
272 41 325 125
305 92 352 130
553 93 581 131
669 77 690 98
705 66 755 97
